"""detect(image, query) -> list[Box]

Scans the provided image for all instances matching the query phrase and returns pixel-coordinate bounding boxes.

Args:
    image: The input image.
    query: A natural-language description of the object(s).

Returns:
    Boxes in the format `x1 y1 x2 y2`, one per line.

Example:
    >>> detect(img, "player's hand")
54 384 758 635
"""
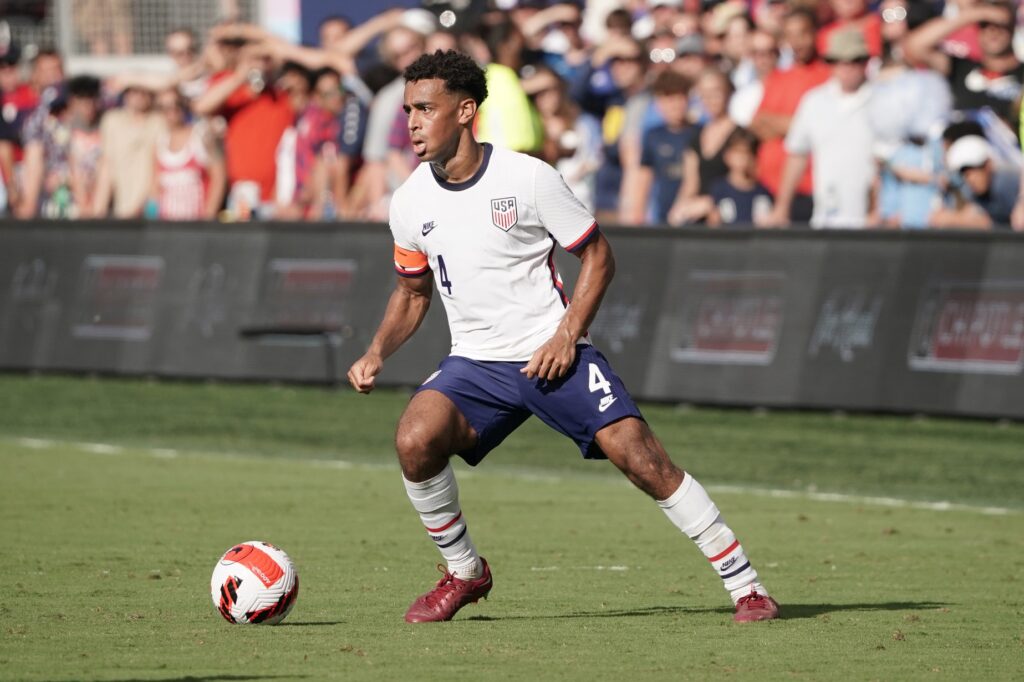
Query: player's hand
347 353 383 394
521 333 577 382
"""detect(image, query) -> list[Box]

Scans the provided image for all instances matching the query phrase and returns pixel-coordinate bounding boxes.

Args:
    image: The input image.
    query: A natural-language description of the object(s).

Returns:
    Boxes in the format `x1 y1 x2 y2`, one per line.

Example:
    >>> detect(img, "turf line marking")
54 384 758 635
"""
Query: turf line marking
706 484 1015 517
5 436 1018 516
16 437 54 449
530 566 631 572
79 442 124 455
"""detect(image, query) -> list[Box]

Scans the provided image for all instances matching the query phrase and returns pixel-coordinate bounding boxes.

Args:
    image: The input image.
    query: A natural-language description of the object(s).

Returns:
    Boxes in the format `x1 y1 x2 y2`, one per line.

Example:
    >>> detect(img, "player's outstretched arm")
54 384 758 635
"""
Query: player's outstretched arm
522 232 615 381
348 275 433 393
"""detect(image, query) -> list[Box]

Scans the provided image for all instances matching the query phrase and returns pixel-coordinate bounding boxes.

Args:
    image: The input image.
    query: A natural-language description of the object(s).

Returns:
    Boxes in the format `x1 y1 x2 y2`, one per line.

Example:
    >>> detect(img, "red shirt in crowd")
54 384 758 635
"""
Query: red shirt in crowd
754 61 832 197
210 71 294 202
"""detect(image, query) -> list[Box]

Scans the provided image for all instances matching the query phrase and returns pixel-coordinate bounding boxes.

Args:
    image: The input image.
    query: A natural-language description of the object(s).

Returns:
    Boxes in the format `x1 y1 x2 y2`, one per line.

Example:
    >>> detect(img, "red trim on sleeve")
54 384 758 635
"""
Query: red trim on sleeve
565 222 599 253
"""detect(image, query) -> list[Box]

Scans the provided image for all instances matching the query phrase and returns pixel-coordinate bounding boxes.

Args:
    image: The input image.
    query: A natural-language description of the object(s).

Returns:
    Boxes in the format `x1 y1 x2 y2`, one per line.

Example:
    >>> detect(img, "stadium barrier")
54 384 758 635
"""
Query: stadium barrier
2 220 1023 419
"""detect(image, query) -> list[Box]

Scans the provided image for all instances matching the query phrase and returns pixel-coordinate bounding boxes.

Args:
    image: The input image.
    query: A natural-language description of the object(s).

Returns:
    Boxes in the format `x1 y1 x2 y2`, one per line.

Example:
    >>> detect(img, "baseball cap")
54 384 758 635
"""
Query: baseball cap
825 29 870 62
947 135 991 172
676 33 706 57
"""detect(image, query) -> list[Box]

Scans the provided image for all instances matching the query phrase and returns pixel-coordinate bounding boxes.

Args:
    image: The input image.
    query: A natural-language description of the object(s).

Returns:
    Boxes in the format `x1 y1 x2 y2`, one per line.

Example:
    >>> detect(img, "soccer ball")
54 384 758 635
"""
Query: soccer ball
210 541 299 625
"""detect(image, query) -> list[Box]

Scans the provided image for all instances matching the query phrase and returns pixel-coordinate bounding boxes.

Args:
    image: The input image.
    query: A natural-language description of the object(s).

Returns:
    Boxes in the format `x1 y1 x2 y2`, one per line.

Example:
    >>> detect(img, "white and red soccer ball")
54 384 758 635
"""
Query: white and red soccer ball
211 541 299 625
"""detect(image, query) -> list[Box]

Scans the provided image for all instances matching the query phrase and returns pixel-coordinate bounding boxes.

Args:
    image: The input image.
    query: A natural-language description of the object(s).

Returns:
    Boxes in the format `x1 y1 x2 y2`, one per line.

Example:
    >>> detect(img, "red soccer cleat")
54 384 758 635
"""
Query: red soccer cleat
734 590 780 623
404 558 493 623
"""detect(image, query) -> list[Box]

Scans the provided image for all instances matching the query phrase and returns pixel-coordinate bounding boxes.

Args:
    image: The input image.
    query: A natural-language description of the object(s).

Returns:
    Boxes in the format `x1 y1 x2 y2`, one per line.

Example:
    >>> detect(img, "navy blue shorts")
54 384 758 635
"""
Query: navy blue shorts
414 344 643 465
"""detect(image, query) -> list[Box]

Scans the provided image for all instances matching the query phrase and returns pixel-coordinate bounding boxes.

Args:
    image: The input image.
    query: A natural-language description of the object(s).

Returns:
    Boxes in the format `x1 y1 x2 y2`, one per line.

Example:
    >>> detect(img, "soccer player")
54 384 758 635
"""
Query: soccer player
347 50 780 624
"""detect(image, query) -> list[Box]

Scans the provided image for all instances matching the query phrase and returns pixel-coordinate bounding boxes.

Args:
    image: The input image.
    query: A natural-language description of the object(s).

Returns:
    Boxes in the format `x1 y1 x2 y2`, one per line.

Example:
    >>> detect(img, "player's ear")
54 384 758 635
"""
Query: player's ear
457 97 477 125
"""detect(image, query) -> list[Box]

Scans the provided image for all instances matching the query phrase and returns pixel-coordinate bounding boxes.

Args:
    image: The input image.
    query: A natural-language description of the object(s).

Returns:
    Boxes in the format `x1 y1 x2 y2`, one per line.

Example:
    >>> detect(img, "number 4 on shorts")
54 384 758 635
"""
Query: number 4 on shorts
588 363 611 395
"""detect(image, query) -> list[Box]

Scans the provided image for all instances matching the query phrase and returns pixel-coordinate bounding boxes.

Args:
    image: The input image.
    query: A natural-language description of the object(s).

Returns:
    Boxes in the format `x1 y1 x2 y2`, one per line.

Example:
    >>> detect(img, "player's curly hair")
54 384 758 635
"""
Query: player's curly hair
403 49 488 106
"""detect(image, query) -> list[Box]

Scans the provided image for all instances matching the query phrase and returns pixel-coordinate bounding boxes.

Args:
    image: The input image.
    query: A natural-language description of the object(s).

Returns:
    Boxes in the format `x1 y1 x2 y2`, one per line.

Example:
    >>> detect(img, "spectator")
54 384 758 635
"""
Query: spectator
65 75 103 218
0 43 39 151
750 8 831 221
30 48 65 102
193 35 294 219
582 37 647 223
729 30 779 127
352 14 428 219
672 33 710 86
752 0 790 44
17 74 100 218
288 63 353 219
274 61 315 216
93 84 163 217
522 2 591 85
817 0 883 59
668 68 736 225
765 29 876 229
641 0 686 40
904 1 1024 131
73 0 133 55
869 1 952 229
941 0 984 62
150 87 225 221
319 16 352 53
0 115 13 213
165 28 209 101
626 70 698 225
425 30 459 56
474 16 542 153
881 133 945 229
604 7 634 41
707 127 773 227
712 2 757 90
523 64 603 212
931 134 1021 229
14 50 68 218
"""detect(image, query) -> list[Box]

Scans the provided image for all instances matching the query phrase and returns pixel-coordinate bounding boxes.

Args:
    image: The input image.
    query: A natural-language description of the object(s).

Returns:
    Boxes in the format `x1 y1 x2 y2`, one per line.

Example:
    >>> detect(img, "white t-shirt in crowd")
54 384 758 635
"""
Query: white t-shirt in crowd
390 143 598 361
785 79 875 228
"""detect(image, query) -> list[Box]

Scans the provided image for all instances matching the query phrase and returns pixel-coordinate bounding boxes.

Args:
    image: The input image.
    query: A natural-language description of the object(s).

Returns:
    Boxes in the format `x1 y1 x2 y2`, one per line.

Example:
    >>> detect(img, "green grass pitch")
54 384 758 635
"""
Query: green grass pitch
1 375 1022 681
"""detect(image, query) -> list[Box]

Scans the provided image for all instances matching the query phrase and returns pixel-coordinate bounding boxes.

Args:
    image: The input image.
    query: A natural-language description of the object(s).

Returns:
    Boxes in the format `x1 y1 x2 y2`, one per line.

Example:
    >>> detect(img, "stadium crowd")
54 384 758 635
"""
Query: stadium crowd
2 0 1024 230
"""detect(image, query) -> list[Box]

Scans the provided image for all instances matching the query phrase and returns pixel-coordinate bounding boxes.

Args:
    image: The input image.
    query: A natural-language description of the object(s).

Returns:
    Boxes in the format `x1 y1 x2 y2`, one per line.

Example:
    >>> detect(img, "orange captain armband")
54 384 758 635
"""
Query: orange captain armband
394 244 430 277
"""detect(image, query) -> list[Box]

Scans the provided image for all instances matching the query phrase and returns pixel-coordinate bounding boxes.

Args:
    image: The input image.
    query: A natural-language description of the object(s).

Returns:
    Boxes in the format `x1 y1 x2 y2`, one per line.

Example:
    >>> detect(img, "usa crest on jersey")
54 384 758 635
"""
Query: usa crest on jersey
491 197 518 231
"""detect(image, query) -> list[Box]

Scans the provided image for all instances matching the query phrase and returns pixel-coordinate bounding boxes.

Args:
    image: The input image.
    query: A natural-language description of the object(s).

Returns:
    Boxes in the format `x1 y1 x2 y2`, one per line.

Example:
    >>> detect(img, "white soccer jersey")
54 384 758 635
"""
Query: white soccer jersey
390 143 598 361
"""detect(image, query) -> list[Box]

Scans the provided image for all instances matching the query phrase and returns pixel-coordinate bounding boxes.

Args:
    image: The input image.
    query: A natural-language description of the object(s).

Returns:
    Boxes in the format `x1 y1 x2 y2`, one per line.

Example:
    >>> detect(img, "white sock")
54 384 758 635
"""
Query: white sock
658 474 767 604
403 463 482 579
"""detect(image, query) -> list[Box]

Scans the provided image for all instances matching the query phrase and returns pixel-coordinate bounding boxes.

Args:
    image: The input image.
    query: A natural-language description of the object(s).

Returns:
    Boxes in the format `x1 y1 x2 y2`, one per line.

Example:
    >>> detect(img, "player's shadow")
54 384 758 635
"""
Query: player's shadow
465 600 949 622
69 676 308 682
276 620 344 627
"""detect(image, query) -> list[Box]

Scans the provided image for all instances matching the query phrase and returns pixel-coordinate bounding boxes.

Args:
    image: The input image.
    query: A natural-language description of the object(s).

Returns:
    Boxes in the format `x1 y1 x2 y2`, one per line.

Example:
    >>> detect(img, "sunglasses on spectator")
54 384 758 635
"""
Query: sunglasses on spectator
979 21 1013 31
881 7 907 24
826 57 869 65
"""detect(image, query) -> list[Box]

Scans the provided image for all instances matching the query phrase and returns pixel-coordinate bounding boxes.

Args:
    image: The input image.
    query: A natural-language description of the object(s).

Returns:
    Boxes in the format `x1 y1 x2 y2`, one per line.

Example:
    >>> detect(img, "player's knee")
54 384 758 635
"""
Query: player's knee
395 424 448 468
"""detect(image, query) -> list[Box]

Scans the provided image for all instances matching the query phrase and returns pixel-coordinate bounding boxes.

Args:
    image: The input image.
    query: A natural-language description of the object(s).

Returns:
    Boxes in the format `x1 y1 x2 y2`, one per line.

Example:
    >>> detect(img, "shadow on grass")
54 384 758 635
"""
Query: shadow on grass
66 676 308 682
276 620 344 627
464 601 949 622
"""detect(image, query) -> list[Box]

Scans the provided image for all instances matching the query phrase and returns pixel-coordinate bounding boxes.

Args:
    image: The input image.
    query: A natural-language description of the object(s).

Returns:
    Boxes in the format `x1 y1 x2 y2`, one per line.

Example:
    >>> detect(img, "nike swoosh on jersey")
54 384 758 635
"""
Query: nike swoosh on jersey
598 395 617 413
422 221 437 236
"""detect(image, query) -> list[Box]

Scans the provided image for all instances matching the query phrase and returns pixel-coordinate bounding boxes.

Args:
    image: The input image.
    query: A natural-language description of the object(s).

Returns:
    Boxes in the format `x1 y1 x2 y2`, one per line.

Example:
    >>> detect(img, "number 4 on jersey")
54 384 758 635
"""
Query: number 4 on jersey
437 254 452 295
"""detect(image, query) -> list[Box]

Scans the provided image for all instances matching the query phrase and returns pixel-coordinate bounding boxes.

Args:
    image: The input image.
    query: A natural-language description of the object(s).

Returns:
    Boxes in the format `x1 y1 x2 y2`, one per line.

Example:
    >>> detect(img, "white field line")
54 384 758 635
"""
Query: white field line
7 436 1019 517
